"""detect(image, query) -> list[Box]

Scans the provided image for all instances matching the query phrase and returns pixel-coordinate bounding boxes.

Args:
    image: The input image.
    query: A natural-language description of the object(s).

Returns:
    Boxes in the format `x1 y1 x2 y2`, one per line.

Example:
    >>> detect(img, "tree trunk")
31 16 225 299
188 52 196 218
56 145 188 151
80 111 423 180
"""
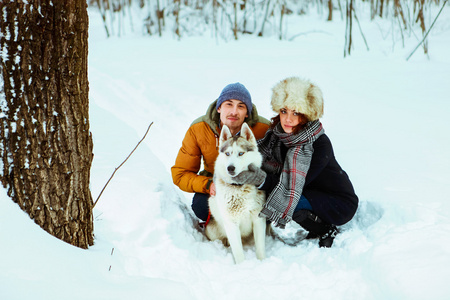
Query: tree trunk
415 0 428 55
258 0 272 37
344 0 353 57
156 0 164 37
327 0 333 21
0 0 94 249
233 0 238 40
174 0 181 39
280 0 286 40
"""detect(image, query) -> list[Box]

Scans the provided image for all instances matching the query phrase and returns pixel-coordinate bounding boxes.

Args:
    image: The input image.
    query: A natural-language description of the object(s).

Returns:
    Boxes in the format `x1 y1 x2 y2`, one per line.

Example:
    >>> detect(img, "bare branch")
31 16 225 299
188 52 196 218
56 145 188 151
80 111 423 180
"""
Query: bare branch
352 6 369 51
93 122 154 208
407 0 448 61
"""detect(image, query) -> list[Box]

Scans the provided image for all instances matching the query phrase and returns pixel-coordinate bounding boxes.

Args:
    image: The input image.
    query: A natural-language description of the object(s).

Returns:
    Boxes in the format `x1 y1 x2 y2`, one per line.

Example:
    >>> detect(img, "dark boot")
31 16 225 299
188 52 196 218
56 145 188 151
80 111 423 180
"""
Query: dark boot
292 210 337 247
318 225 338 248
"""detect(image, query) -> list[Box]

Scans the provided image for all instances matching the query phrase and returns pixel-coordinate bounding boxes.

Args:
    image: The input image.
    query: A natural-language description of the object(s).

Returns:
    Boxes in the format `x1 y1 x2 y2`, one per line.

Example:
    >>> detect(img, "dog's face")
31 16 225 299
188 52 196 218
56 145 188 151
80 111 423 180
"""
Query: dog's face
215 123 262 182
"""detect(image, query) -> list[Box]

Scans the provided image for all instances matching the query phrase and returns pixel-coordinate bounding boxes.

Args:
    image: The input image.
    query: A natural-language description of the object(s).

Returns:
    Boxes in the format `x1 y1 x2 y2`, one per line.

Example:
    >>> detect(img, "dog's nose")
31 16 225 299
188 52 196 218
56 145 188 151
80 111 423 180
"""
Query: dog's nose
227 165 235 174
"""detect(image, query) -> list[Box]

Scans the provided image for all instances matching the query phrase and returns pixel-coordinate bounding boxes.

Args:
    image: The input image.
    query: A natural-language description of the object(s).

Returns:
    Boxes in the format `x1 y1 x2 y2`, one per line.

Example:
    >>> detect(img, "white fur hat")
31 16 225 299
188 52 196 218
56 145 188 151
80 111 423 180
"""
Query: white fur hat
271 77 324 121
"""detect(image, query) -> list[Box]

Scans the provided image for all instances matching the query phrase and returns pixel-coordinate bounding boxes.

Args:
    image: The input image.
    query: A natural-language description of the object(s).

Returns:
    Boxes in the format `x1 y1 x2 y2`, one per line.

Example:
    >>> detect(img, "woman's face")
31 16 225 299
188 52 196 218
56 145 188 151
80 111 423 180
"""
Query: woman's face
279 108 303 133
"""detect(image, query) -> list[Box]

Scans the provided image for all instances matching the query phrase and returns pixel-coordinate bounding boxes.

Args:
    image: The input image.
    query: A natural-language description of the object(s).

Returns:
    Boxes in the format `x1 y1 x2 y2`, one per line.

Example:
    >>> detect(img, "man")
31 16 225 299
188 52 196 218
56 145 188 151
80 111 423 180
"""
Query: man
171 82 270 222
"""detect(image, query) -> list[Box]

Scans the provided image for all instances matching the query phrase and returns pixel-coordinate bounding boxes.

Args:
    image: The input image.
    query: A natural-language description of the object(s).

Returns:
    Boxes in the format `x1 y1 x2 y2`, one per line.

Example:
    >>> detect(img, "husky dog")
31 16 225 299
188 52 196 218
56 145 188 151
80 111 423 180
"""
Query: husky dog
205 123 266 264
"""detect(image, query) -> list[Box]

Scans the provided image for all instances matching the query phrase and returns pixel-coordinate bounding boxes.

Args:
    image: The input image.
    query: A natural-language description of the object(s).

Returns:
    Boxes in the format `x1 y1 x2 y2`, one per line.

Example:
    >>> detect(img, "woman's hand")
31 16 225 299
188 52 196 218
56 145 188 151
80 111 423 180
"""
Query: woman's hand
233 164 266 186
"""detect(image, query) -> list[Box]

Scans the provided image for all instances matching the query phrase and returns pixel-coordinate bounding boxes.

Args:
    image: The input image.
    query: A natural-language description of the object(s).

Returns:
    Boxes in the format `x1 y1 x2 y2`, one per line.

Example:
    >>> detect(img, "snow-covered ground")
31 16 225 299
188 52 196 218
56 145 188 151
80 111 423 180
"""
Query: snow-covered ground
2 5 450 300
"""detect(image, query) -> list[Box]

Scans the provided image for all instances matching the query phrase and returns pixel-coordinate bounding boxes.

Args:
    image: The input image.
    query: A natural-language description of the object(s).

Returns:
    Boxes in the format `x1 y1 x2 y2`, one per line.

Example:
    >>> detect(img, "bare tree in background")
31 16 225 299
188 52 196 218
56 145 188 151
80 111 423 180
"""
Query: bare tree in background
328 0 333 21
414 0 428 55
90 0 444 57
344 0 354 57
0 0 94 249
233 0 239 40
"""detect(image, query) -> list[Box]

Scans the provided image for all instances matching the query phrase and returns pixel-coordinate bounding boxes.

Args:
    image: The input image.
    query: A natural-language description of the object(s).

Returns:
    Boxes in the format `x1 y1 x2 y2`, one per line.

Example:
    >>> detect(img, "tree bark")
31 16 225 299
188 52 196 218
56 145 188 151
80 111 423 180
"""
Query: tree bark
344 0 353 57
327 0 333 21
233 0 238 40
415 0 428 55
0 0 94 249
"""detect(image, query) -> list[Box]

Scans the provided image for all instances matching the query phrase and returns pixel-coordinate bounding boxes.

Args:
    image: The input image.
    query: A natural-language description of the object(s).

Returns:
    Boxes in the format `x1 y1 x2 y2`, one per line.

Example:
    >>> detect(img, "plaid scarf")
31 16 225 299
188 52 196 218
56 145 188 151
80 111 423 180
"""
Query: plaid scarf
258 120 324 228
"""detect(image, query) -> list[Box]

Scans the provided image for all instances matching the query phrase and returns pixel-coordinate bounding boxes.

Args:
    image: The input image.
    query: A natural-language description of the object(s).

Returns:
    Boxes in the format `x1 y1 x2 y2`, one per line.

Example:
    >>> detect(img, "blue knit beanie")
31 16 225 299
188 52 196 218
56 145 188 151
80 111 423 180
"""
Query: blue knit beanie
216 82 253 115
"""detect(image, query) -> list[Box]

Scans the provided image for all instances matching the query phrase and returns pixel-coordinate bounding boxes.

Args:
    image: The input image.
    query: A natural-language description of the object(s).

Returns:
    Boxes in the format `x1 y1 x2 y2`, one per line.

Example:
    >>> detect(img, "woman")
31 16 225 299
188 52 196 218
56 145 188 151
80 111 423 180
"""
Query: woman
234 77 358 247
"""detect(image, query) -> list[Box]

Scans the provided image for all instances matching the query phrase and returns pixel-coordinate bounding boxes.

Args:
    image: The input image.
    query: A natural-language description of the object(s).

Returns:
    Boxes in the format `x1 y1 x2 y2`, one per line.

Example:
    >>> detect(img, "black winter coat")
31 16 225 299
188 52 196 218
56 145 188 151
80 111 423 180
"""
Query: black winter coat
261 134 358 225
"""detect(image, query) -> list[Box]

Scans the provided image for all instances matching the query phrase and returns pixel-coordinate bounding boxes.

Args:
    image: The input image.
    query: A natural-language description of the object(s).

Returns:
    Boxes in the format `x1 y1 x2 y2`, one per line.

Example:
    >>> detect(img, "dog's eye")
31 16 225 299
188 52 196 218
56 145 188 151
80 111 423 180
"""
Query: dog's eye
225 152 231 156
238 152 244 156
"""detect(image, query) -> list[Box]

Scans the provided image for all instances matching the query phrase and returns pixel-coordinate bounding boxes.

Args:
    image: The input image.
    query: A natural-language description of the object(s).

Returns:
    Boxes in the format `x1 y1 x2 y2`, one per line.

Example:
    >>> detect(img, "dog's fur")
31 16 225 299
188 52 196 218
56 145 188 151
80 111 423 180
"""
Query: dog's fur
205 123 266 264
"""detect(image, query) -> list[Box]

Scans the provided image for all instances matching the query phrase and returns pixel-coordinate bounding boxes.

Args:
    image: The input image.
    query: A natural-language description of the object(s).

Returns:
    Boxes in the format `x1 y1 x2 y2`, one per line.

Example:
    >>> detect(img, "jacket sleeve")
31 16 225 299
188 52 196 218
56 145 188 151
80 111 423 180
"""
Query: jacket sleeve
171 126 211 194
305 135 333 186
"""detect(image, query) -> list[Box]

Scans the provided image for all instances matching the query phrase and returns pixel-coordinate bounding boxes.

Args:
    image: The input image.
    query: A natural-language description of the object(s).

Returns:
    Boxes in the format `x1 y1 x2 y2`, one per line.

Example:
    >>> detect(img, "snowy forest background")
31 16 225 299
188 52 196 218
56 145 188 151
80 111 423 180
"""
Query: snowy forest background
1 0 450 299
92 0 446 57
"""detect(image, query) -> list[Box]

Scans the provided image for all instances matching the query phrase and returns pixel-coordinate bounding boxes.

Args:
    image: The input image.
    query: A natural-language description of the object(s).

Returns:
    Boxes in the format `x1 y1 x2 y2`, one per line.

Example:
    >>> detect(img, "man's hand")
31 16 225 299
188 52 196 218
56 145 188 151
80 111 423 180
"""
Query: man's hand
233 164 266 186
209 182 216 196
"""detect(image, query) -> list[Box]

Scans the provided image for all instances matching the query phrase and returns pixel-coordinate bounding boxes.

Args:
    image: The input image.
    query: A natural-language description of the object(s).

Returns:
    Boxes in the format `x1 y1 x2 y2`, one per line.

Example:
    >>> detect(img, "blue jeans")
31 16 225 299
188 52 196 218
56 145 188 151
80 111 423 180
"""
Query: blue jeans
192 192 311 221
192 193 210 221
294 194 312 212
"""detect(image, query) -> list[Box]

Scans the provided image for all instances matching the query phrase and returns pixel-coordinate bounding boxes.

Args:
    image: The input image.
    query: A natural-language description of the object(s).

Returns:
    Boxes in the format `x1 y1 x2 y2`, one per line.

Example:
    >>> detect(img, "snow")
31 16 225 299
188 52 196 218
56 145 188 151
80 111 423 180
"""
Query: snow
2 5 450 300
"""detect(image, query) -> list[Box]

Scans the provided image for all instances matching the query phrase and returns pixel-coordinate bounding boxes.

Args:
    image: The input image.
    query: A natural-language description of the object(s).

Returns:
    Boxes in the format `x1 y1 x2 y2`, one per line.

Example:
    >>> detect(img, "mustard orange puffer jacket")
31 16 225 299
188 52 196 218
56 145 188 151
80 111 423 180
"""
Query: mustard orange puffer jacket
171 100 270 194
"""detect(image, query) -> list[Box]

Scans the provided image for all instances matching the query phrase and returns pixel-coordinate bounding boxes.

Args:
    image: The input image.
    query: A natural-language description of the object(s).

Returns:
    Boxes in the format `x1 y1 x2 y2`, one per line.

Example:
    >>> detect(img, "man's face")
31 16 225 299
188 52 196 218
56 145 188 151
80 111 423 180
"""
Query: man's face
217 99 248 134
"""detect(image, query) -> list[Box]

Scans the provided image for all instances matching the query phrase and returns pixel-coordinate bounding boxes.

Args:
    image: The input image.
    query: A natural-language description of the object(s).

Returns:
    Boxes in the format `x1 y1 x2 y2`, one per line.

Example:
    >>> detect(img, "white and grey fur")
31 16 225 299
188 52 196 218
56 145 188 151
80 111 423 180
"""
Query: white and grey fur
205 123 266 264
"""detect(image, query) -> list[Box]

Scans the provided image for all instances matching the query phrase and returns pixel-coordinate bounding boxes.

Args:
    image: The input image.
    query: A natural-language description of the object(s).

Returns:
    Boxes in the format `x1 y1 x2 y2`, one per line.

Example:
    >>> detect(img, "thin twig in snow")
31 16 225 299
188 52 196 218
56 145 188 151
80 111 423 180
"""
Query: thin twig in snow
93 122 154 208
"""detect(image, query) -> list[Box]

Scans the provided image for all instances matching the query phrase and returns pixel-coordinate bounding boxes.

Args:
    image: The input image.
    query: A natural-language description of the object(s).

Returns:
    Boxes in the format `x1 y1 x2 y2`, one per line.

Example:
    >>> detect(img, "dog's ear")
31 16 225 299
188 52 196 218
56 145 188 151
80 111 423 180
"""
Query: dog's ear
219 125 232 145
240 123 256 145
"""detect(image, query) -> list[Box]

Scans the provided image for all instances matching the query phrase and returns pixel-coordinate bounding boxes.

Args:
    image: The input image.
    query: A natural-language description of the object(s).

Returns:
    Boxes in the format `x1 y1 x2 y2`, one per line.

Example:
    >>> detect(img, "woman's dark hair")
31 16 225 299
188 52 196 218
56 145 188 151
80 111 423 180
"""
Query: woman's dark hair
270 112 308 134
